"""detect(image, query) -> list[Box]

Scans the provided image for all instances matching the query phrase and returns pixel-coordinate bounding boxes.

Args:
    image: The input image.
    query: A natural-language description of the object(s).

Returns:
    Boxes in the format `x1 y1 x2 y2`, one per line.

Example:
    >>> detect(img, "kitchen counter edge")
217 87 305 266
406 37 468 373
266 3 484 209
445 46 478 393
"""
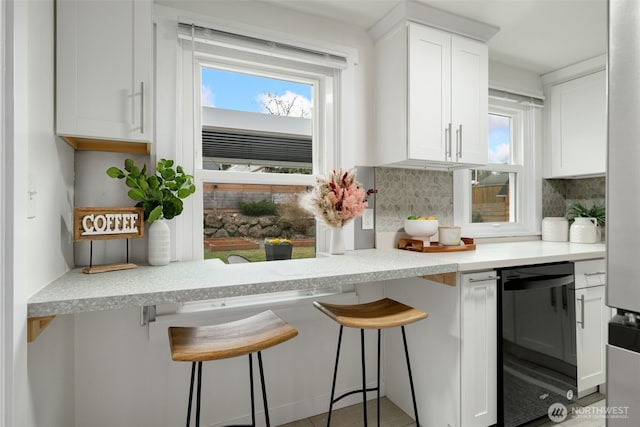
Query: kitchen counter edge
27 241 605 318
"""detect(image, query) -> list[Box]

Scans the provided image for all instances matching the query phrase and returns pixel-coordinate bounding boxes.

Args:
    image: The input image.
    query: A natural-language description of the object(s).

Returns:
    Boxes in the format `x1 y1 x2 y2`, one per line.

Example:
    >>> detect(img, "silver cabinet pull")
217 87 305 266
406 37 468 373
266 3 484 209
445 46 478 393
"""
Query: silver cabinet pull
445 123 453 159
576 294 586 329
456 124 463 159
140 81 145 134
584 272 605 277
468 275 500 283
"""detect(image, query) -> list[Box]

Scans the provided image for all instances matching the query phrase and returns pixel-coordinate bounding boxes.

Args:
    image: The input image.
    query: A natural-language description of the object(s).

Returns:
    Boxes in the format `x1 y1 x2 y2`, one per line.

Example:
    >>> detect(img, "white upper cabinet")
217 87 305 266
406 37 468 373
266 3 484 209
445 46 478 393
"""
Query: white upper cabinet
543 57 606 178
375 22 488 169
57 0 153 152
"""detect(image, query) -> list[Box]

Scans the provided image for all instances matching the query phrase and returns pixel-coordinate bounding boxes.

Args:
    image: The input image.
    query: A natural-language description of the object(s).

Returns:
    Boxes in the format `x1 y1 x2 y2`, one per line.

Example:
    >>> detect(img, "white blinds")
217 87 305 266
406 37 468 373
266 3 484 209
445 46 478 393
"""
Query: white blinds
177 22 348 70
489 88 545 108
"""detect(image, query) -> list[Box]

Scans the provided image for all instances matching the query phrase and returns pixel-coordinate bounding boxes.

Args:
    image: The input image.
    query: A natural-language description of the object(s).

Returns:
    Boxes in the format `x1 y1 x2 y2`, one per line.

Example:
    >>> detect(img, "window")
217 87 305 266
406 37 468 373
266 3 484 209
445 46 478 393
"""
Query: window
178 23 349 260
454 94 542 237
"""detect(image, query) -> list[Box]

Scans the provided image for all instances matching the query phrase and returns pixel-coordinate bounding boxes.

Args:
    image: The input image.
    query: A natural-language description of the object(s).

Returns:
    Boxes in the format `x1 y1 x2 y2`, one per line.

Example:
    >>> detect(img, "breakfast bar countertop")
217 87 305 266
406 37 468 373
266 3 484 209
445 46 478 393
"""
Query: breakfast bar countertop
27 240 606 318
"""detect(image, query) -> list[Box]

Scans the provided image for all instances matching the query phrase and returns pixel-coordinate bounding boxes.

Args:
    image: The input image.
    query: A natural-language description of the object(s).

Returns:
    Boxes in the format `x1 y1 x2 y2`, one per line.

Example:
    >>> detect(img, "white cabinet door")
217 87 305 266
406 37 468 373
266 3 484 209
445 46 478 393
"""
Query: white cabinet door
461 272 498 427
408 24 451 162
576 285 607 394
548 70 605 177
375 22 488 168
57 0 153 146
451 36 488 165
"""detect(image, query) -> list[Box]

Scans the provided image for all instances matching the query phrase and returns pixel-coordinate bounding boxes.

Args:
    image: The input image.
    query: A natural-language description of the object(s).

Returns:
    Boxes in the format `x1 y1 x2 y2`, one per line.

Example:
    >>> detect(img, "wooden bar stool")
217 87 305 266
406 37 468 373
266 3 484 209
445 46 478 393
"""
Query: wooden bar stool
168 310 298 427
313 298 428 427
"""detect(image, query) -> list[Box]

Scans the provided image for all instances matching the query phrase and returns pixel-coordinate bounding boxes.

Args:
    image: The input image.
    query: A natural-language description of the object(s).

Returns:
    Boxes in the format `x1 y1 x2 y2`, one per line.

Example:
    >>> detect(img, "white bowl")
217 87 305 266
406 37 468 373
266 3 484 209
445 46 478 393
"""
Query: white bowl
404 219 439 241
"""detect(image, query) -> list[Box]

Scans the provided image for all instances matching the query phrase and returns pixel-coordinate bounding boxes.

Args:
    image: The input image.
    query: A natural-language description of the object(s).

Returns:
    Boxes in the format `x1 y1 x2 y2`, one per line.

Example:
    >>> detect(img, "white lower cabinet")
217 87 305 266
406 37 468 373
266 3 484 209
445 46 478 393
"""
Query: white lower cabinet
574 259 607 395
383 272 497 427
576 285 607 394
460 272 498 427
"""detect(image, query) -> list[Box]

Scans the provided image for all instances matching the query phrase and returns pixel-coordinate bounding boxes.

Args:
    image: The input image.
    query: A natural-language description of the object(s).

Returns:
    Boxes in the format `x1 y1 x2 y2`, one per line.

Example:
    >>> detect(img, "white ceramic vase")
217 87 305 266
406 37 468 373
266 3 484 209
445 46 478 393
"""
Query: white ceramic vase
330 227 345 255
569 217 598 244
148 219 170 265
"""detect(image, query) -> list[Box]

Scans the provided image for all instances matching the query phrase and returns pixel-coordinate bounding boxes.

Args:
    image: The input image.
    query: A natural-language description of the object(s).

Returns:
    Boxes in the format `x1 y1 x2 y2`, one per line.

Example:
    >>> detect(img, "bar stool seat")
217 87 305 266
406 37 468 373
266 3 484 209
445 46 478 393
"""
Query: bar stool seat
169 310 298 427
313 298 428 427
313 298 427 329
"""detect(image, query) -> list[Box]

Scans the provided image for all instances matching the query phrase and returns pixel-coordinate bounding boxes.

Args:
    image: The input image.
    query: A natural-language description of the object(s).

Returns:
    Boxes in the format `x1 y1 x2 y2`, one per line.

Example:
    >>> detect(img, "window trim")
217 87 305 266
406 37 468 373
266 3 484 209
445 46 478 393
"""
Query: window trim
179 28 348 260
453 98 542 238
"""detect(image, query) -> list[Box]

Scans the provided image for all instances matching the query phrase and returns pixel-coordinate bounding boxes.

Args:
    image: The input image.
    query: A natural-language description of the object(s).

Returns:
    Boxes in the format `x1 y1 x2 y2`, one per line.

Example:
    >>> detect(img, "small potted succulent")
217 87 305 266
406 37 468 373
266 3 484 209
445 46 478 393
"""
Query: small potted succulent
107 158 196 265
264 238 293 261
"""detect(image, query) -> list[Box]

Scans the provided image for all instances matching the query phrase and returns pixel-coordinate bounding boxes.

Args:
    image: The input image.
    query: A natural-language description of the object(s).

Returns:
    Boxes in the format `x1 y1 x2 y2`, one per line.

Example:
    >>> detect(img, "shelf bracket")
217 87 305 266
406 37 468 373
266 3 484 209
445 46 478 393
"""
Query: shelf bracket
421 272 457 286
27 316 57 343
140 305 156 326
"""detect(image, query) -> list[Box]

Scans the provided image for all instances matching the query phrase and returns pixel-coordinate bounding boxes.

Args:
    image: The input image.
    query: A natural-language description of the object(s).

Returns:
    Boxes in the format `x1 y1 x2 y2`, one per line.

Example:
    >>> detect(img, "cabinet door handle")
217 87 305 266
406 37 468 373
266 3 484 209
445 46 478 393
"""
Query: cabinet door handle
456 124 463 159
445 123 452 159
468 275 500 283
140 81 145 134
576 294 585 329
584 272 605 277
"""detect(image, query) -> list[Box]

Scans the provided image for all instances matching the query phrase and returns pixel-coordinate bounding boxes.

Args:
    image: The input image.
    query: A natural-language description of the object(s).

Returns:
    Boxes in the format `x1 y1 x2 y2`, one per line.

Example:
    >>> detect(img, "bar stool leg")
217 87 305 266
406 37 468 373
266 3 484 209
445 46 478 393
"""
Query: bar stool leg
196 361 203 427
257 351 271 427
248 354 256 426
376 329 381 427
360 328 367 427
326 325 344 427
401 326 420 427
186 362 196 427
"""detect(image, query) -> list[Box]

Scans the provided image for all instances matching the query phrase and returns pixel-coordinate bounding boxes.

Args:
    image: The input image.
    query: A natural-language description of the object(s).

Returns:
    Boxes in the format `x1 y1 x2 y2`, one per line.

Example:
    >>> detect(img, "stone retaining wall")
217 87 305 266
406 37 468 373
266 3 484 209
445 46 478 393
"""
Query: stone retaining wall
204 211 315 240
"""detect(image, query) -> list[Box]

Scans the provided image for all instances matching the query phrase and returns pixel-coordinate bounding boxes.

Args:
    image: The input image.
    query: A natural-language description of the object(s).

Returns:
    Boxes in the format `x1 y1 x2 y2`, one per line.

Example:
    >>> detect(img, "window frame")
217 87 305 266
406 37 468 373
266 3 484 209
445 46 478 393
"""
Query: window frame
178 29 347 260
453 97 542 237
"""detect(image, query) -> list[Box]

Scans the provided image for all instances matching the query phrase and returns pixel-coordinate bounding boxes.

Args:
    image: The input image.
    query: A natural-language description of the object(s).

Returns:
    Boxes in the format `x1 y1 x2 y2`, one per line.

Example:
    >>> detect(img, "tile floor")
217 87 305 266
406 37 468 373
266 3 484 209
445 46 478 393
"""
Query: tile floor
279 397 415 427
279 394 607 427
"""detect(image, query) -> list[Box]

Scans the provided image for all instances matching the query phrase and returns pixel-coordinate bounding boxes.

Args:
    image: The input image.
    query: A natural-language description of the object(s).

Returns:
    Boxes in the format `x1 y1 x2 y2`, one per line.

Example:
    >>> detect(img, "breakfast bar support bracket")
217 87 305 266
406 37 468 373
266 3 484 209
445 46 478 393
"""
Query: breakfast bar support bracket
140 305 156 326
27 315 56 342
421 272 457 286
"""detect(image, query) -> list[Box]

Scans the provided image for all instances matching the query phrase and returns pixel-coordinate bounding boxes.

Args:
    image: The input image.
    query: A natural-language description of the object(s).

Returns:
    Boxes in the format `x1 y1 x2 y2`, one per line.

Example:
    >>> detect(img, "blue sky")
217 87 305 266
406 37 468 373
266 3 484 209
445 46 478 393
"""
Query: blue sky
201 67 312 114
488 114 510 164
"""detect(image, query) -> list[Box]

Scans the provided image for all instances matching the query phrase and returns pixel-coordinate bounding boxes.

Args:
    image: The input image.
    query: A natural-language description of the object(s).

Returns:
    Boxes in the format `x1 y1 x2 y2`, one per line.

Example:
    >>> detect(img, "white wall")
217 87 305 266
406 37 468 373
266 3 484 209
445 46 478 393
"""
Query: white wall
6 0 76 426
489 59 544 98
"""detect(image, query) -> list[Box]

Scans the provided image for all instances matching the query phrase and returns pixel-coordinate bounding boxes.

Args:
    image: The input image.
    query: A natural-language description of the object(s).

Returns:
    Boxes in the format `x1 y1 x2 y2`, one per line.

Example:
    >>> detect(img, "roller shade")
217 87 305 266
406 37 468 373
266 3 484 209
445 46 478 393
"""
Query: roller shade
178 22 348 70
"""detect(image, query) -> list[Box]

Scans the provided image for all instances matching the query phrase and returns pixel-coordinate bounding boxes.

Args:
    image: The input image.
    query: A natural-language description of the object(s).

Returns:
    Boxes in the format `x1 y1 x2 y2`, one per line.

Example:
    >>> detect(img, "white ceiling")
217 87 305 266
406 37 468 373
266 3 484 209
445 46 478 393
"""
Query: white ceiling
261 0 607 75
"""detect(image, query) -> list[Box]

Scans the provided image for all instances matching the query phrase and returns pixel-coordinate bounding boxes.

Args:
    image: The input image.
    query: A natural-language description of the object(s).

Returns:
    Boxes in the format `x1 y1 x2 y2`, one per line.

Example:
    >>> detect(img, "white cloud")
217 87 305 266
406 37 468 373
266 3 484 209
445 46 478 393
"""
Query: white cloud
201 84 215 107
256 90 312 118
488 143 510 164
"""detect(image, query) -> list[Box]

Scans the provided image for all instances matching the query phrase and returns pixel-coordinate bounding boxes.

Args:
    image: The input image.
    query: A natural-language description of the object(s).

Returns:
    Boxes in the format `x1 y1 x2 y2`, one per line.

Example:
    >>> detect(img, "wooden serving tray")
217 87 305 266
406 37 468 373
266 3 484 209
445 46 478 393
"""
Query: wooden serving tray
398 237 476 252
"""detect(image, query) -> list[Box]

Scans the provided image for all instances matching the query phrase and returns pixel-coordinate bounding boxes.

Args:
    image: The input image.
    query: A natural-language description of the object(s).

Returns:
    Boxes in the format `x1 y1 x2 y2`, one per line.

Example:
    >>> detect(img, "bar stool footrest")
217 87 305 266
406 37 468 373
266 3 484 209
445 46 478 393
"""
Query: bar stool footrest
332 387 379 405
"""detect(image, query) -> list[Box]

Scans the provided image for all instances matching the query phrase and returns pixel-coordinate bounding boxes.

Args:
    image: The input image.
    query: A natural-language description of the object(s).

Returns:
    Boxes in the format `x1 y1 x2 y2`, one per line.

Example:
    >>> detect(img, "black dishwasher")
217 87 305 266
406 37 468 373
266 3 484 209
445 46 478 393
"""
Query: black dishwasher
497 262 577 426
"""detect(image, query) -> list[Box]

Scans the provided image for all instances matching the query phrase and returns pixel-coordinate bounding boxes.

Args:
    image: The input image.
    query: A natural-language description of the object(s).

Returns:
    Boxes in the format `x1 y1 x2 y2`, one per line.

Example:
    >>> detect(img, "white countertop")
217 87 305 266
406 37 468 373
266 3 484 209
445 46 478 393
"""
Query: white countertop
27 240 605 318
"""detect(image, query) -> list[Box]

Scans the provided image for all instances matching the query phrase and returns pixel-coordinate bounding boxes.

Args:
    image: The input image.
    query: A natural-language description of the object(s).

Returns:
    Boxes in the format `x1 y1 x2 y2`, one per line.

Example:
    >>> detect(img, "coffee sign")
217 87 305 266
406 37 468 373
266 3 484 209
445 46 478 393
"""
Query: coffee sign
74 207 144 242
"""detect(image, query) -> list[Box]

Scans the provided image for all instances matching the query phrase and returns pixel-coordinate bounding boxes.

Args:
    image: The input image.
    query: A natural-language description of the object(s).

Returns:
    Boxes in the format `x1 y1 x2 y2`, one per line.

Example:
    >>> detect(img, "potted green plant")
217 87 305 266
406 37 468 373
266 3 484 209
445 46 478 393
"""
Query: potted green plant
107 158 196 265
264 238 293 261
107 158 196 223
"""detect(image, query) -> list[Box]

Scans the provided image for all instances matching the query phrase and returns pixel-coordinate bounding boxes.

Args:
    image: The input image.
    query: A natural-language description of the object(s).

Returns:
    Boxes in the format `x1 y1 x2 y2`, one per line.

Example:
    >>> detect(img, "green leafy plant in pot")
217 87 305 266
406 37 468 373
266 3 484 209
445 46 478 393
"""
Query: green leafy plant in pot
107 158 196 265
107 158 196 223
